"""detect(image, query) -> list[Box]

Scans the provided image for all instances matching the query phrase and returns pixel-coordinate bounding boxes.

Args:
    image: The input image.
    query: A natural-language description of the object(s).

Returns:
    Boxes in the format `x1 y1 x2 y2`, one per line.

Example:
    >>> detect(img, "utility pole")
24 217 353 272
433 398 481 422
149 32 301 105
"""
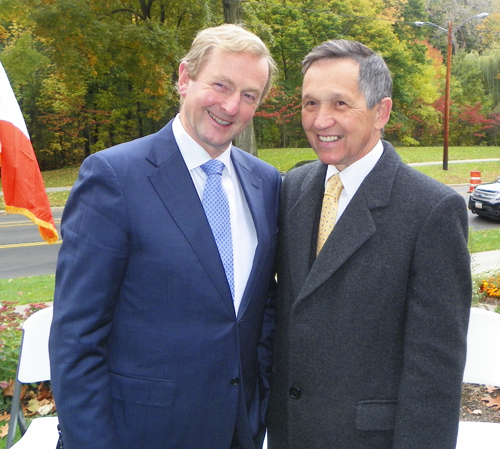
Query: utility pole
415 13 488 170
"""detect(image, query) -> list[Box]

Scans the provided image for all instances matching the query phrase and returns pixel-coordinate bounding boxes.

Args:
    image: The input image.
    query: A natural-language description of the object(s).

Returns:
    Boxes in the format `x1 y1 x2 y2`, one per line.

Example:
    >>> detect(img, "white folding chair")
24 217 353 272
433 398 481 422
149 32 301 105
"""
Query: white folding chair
5 307 59 449
456 307 500 448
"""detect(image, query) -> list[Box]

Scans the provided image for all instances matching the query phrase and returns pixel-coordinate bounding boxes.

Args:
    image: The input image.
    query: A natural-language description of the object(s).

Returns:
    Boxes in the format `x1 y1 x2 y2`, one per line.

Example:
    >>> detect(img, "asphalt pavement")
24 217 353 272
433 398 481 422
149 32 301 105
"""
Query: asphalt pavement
1 159 500 279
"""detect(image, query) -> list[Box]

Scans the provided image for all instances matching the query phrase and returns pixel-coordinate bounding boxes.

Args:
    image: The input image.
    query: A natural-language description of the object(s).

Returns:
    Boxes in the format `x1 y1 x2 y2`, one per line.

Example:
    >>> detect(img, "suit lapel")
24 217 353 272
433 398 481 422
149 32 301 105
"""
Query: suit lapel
295 193 376 304
285 162 326 300
231 148 268 319
146 122 234 315
293 142 402 305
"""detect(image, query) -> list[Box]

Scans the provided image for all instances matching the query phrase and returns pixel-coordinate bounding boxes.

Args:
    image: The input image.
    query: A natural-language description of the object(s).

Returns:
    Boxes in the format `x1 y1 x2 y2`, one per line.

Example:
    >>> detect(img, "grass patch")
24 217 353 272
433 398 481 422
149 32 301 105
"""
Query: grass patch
0 166 76 209
46 190 71 207
0 190 70 210
0 423 21 448
258 148 317 172
414 162 500 185
258 146 500 184
469 227 500 254
40 166 79 188
0 166 78 191
0 275 56 306
395 146 500 163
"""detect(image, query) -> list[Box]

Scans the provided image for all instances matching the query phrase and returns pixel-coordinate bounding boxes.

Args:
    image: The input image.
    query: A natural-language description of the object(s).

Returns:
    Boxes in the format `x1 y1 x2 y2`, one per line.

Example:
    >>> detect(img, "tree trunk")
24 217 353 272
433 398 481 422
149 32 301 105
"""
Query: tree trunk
223 0 258 156
235 121 257 156
223 0 242 23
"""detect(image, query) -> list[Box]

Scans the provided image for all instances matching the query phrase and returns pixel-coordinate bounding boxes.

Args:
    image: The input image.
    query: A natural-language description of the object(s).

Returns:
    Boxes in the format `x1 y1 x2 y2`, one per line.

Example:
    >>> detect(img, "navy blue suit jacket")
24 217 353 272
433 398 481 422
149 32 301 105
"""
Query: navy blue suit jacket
49 121 280 449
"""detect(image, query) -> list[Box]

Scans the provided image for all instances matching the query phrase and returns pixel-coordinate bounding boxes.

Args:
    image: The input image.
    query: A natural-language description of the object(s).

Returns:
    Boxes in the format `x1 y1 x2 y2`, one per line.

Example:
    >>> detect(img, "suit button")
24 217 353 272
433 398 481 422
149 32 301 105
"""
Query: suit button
289 387 301 399
231 378 240 386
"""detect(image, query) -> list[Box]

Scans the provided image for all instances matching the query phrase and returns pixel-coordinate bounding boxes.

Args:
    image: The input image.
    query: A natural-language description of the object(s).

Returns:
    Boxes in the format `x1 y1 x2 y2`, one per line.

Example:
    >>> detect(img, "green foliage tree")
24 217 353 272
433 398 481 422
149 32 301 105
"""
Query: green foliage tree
0 0 224 168
1 0 499 164
244 0 434 148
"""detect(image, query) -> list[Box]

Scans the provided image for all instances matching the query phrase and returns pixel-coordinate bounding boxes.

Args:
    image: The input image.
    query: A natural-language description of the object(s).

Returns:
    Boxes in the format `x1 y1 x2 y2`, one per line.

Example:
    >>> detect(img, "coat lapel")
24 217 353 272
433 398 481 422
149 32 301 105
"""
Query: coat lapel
146 122 234 315
293 142 402 305
231 148 269 319
295 193 376 304
285 162 326 300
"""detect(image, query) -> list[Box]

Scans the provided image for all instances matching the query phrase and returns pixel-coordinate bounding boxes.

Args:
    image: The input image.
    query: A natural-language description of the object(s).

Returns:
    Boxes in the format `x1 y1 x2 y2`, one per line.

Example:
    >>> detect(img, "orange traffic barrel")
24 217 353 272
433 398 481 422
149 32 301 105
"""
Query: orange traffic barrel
468 171 481 192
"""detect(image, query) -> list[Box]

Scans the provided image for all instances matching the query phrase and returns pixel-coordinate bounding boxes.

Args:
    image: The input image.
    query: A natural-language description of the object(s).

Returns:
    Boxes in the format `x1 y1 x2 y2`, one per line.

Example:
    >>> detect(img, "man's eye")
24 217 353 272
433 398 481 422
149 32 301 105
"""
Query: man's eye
243 93 256 102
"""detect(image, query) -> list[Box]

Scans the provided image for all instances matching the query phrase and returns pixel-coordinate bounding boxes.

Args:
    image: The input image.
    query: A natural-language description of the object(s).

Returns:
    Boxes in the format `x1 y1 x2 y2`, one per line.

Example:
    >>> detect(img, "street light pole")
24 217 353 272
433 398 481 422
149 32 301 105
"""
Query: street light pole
415 13 488 170
443 22 452 170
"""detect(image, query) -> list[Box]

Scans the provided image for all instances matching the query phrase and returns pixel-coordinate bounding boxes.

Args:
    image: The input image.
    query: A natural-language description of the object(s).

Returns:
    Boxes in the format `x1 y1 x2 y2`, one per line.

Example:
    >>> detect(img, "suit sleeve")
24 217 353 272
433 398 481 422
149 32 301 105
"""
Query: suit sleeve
392 191 471 449
49 154 130 448
257 169 281 421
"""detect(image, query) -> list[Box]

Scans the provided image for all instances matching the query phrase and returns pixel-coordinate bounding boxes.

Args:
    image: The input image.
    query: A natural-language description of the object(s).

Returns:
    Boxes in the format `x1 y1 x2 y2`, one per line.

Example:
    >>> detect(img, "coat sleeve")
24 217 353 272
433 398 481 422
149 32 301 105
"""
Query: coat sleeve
258 169 281 416
392 191 471 449
49 154 130 448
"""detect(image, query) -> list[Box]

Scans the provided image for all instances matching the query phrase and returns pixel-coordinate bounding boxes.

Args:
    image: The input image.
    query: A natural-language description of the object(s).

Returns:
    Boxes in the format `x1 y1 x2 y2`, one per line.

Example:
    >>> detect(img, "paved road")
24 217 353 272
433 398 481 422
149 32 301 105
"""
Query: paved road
0 209 62 279
0 184 499 279
453 184 500 231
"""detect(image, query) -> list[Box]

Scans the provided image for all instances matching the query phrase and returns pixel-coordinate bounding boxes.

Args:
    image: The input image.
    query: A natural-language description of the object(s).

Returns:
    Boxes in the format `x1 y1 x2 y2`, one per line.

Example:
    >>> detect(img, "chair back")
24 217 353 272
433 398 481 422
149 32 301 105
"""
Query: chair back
17 307 53 383
462 308 500 387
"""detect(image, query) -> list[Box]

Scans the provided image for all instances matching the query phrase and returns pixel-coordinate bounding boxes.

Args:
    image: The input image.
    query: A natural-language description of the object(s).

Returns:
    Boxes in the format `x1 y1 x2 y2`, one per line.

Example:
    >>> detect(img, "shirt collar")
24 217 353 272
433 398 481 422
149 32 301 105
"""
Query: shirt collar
172 114 233 174
325 140 384 199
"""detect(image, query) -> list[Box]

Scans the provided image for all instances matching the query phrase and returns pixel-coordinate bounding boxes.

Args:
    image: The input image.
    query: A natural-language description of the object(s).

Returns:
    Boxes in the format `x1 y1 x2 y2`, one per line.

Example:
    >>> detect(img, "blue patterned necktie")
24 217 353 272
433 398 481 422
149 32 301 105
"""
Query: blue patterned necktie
201 159 234 298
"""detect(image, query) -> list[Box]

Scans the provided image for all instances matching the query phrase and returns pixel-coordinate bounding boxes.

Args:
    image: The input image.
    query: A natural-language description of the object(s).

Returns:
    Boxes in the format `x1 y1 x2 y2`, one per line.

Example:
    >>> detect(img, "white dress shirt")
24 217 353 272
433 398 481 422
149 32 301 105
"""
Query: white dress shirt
324 140 384 223
172 115 257 314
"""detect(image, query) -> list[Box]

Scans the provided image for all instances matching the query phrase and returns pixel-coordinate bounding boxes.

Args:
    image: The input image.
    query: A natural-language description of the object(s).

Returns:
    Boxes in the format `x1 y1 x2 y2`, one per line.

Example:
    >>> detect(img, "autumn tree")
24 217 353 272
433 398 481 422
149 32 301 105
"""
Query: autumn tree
1 0 224 167
243 0 434 147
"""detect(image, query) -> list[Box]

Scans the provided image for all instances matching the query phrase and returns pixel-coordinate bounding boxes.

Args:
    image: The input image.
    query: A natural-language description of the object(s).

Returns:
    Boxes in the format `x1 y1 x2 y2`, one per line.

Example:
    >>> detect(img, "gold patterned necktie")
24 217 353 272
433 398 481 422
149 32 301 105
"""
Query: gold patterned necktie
317 173 343 256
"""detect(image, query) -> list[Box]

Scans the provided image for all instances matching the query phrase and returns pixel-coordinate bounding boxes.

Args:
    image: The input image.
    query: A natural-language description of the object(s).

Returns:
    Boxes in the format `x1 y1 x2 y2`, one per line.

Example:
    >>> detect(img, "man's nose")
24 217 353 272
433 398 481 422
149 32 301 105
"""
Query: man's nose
221 92 240 116
315 106 336 129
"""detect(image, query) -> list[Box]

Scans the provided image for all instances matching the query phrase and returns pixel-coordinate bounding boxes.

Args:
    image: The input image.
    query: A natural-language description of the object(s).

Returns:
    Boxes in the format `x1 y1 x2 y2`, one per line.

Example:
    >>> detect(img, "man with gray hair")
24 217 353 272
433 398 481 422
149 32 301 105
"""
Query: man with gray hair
267 39 471 449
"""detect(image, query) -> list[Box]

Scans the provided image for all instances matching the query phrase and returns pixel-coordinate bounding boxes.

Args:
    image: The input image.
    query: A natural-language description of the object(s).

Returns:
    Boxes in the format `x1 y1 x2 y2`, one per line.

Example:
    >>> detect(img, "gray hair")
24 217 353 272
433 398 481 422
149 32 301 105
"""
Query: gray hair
302 40 392 109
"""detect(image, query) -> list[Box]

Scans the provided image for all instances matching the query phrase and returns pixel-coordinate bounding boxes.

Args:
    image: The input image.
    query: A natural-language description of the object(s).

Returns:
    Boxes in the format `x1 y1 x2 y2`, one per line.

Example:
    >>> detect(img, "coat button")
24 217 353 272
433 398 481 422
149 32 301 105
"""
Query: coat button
231 378 240 386
289 387 301 399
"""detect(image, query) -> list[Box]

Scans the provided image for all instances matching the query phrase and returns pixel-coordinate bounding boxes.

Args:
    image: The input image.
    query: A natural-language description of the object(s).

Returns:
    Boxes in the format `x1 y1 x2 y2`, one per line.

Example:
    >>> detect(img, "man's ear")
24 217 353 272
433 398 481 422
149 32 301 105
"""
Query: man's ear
178 61 190 97
375 97 393 130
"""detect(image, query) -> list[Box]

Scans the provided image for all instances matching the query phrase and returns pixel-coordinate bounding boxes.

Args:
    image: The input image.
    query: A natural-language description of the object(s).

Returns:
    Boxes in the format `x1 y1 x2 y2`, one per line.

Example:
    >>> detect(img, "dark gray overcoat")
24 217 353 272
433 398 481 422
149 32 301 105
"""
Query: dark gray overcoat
267 142 472 449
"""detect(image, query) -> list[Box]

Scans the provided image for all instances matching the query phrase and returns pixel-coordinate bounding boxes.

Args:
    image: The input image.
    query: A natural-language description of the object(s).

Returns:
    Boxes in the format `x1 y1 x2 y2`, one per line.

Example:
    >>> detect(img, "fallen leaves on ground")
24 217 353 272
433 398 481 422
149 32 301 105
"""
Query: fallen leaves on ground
461 383 500 422
482 386 500 410
0 381 56 439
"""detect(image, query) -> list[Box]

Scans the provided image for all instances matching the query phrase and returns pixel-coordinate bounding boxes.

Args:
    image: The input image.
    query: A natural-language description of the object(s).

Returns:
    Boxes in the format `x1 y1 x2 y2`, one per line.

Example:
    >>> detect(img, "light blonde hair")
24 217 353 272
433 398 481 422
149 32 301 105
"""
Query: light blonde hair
180 24 277 103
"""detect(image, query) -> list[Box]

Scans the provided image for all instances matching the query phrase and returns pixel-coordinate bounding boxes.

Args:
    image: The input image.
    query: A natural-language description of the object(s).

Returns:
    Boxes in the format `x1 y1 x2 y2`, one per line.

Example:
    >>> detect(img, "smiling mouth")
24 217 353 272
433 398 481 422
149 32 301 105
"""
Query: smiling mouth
208 111 231 126
318 135 342 142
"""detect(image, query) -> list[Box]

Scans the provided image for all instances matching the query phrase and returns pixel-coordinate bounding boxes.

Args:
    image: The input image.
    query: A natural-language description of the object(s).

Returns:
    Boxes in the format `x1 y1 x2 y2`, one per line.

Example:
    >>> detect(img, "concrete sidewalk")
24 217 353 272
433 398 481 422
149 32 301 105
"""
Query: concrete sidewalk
471 249 500 275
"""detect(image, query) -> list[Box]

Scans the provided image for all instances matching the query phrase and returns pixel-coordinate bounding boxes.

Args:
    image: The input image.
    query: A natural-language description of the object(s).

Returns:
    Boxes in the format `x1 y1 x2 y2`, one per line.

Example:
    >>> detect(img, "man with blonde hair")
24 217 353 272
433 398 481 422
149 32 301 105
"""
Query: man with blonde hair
50 24 280 449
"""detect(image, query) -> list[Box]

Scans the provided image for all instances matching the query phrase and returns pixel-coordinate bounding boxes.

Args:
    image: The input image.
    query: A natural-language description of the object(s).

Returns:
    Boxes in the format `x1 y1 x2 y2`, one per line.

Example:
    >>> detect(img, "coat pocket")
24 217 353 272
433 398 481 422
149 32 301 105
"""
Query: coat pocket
110 372 174 407
356 399 397 431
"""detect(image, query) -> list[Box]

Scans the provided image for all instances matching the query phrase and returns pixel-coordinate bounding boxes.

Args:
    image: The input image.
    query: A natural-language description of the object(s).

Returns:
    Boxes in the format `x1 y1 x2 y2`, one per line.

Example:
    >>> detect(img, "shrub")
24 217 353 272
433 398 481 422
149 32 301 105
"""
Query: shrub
479 275 500 299
0 303 49 392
